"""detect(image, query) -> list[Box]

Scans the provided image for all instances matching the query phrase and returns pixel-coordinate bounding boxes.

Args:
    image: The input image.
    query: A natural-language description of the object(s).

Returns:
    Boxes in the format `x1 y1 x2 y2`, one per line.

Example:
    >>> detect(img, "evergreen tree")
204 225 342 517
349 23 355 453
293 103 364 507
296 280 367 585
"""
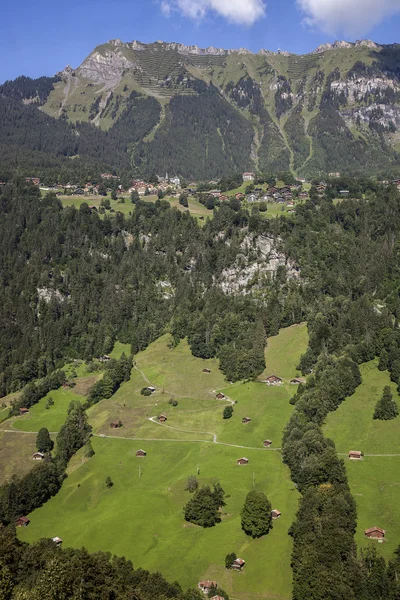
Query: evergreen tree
240 490 272 538
378 349 389 371
36 428 53 453
373 386 399 420
223 405 233 419
184 483 225 528
225 552 237 569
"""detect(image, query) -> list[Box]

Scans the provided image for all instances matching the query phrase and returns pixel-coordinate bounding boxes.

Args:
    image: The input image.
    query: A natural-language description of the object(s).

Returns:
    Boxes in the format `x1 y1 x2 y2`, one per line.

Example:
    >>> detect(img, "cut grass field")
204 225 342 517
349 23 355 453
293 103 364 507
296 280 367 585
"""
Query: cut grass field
0 430 38 485
20 438 299 600
324 360 400 559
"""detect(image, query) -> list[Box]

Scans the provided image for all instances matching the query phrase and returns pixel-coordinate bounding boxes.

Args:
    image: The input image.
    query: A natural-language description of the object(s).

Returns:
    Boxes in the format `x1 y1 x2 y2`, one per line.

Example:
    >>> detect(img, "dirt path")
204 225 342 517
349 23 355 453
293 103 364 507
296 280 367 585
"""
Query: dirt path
338 453 400 457
133 365 235 405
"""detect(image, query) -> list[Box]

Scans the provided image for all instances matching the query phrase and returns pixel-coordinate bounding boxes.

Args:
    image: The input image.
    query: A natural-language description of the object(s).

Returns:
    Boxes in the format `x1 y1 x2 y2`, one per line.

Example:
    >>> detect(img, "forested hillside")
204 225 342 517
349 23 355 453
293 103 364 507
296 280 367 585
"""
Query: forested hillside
1 40 400 179
2 179 400 598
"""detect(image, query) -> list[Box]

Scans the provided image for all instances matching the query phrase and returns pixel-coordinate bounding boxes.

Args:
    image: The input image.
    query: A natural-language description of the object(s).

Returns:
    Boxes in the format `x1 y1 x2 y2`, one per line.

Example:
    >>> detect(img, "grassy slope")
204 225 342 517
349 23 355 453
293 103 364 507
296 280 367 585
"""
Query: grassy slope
324 360 400 558
11 388 84 433
20 438 298 600
59 196 134 216
324 360 400 454
0 431 38 485
18 325 307 600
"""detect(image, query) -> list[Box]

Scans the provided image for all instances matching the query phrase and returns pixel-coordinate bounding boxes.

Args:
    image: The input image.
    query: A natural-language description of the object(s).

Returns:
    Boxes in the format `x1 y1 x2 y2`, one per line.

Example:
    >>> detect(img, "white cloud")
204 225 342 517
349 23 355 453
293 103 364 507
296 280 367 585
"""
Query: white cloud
160 0 172 16
160 0 266 25
297 0 400 36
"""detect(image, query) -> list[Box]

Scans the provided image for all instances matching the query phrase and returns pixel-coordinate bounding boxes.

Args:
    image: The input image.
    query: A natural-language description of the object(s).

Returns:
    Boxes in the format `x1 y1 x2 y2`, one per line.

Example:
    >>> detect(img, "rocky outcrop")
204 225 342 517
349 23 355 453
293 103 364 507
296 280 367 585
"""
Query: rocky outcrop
216 234 299 295
342 103 400 129
77 49 140 84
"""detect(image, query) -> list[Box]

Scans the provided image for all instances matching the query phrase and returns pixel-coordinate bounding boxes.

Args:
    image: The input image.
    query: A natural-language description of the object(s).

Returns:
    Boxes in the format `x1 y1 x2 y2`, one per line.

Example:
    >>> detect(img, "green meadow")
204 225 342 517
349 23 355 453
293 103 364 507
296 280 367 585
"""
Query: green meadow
12 388 85 433
20 438 298 600
17 324 308 600
0 430 37 484
324 360 400 454
324 360 400 559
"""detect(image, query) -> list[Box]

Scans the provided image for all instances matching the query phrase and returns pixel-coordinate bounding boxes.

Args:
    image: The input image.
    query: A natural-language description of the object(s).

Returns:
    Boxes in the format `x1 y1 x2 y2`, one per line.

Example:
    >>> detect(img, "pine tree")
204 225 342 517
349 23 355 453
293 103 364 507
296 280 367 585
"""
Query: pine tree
373 386 399 421
225 552 237 569
36 428 53 453
241 490 272 538
378 349 389 371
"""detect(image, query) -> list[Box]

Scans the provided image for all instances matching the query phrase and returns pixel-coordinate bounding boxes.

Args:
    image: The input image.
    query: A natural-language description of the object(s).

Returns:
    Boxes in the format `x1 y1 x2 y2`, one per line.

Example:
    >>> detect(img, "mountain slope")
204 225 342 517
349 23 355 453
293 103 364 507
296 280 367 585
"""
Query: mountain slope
1 39 400 179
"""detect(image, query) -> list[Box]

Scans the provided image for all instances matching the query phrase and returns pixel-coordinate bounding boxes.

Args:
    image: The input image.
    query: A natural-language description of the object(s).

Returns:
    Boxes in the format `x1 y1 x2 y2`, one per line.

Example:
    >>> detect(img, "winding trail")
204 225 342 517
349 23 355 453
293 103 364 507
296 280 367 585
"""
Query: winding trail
133 365 235 405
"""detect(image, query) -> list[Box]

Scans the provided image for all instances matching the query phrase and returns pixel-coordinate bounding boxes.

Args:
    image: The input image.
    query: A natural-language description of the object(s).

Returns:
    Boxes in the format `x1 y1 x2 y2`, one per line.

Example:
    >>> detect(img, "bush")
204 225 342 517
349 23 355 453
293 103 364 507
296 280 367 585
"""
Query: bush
141 388 152 396
223 405 233 419
185 475 199 493
169 398 178 407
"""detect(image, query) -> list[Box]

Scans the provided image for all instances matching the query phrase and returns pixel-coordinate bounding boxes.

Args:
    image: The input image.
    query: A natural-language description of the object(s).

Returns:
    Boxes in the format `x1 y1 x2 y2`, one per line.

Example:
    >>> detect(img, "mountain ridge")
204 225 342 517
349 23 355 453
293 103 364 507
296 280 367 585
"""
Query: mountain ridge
1 37 400 180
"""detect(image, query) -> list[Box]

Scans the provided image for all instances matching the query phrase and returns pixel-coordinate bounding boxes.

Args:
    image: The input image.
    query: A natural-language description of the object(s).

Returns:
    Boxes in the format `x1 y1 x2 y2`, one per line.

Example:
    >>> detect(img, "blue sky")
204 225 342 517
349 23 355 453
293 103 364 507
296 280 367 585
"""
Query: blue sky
2 0 400 82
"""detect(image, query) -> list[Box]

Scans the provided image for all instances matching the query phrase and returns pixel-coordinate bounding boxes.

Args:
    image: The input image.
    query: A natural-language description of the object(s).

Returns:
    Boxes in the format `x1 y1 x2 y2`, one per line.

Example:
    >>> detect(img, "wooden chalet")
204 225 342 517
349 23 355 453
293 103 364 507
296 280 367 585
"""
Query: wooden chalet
110 421 122 429
271 509 282 519
237 457 249 466
98 355 111 363
263 440 272 447
136 449 147 457
263 375 283 386
242 417 251 424
210 596 225 600
25 177 40 186
365 527 386 539
32 452 45 461
231 557 245 570
198 581 217 594
216 393 226 400
52 537 63 545
158 414 167 423
203 368 211 374
290 378 305 385
349 451 362 460
19 408 29 415
146 386 156 393
16 516 30 527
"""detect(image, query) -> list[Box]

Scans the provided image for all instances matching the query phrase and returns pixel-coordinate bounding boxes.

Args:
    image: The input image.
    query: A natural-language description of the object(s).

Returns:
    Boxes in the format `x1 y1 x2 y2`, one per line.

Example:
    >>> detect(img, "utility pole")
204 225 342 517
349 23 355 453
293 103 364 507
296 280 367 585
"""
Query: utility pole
139 466 141 479
253 472 255 488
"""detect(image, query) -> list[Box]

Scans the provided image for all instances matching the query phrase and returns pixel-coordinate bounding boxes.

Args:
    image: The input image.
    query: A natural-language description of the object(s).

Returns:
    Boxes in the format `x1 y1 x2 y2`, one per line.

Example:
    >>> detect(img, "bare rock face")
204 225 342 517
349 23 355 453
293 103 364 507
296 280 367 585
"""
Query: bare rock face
216 234 299 295
330 74 399 105
312 40 356 54
77 49 139 83
342 103 400 129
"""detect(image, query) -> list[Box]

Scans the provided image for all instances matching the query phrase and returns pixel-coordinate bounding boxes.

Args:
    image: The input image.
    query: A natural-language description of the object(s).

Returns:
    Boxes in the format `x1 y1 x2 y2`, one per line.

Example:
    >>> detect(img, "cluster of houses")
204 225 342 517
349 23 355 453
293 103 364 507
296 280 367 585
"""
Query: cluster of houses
262 375 305 386
246 185 305 207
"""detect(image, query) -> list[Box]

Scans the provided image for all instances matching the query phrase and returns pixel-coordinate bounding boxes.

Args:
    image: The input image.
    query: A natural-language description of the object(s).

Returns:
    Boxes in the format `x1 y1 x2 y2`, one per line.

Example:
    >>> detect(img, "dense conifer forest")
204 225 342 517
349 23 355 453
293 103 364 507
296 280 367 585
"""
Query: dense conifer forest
2 178 400 598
